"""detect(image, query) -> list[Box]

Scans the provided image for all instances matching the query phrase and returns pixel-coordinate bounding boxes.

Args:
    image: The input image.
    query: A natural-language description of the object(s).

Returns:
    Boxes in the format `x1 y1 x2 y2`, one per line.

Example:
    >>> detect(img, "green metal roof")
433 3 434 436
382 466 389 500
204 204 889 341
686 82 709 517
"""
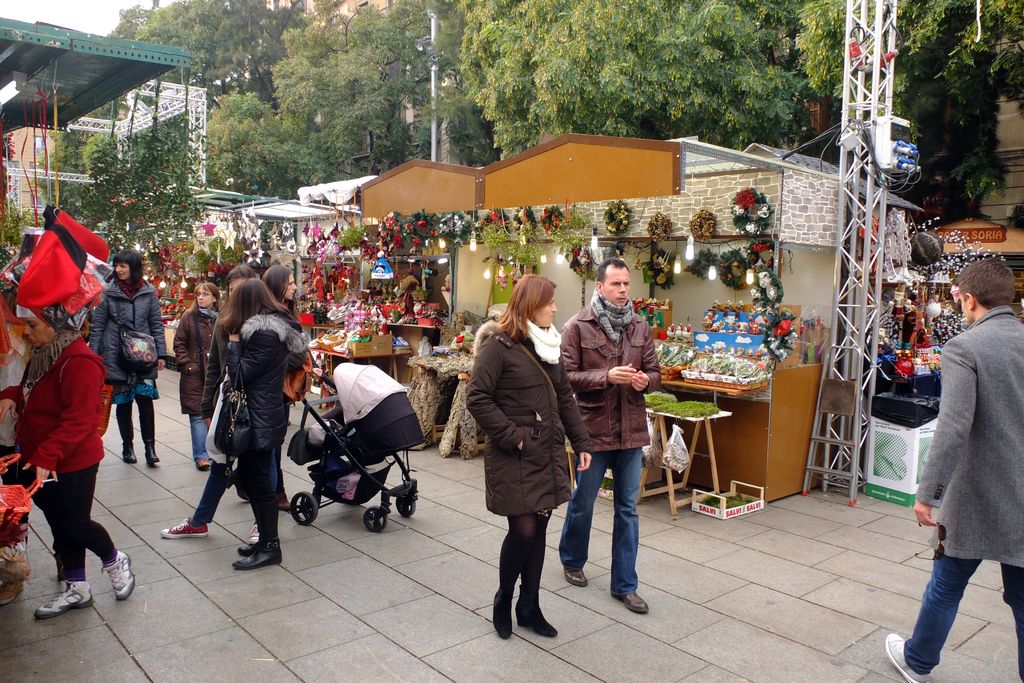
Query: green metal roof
0 17 190 130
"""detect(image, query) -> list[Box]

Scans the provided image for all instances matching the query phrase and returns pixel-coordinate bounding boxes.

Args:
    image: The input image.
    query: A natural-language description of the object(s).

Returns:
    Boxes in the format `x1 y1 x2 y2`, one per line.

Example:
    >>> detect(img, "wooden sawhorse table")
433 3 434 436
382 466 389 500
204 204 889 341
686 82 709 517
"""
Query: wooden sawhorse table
639 409 732 519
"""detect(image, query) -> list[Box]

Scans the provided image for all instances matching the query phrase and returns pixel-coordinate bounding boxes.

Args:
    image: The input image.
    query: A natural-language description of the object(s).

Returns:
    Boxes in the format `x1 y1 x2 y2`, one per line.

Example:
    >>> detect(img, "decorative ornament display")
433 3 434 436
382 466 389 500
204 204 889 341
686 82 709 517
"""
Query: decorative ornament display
685 249 718 279
931 307 964 345
717 248 752 290
764 307 799 362
377 212 405 255
731 187 774 236
539 206 564 234
909 230 944 267
646 212 673 241
639 248 675 290
688 209 717 241
603 200 631 235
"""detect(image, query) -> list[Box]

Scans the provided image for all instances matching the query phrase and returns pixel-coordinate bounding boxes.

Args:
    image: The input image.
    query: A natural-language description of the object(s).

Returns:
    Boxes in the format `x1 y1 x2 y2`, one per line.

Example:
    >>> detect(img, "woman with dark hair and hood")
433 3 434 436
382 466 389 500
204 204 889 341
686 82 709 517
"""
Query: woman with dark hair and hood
218 278 306 569
88 250 166 467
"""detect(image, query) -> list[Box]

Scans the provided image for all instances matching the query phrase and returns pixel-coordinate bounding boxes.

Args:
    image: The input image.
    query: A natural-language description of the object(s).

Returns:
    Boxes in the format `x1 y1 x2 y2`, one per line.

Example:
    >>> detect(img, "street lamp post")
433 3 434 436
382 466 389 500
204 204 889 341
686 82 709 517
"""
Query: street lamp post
418 10 440 162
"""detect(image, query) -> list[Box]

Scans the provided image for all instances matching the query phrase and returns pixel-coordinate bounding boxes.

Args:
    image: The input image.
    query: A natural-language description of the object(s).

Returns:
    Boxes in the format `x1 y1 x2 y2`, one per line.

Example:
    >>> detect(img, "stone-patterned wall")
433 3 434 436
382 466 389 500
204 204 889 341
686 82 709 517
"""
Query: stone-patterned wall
779 169 838 248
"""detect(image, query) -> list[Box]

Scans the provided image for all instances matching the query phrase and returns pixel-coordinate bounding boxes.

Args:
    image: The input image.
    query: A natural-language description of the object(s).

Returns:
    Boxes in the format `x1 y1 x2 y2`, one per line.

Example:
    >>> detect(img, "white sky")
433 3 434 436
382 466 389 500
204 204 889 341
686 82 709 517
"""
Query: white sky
1 1 181 37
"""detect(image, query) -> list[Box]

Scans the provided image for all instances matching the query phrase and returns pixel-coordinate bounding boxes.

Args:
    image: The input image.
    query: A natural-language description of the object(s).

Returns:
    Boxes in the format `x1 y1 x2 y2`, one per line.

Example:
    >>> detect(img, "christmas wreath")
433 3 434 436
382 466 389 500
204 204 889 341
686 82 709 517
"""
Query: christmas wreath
764 308 799 362
409 210 436 241
551 206 590 258
437 212 472 246
685 248 718 279
647 212 673 241
689 209 717 241
732 187 774 236
750 267 784 309
512 206 537 233
718 248 752 290
640 248 675 290
568 244 595 280
747 238 776 268
539 206 564 234
604 200 631 235
377 212 405 254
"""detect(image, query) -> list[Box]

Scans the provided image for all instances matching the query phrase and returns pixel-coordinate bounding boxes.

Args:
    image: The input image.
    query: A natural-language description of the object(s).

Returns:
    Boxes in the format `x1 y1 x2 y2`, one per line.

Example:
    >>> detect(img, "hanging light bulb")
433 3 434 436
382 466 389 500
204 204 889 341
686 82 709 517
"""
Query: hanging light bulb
590 228 599 253
438 238 446 250
707 263 718 281
469 233 478 252
498 264 506 277
673 254 682 274
746 268 755 285
556 253 565 264
180 277 189 289
685 234 695 261
483 267 491 280
540 253 548 264
158 280 166 290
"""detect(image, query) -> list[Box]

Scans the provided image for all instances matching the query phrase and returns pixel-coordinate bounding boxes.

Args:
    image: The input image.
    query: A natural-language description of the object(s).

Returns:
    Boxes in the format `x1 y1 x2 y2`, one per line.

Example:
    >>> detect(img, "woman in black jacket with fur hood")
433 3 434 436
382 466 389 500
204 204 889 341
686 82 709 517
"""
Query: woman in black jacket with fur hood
218 279 306 570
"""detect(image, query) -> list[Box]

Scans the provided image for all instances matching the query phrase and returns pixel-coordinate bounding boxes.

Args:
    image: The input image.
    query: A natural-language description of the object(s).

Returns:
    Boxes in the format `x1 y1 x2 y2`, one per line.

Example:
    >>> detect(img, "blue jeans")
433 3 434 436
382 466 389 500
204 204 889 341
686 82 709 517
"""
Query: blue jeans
559 447 642 596
905 554 1024 679
188 414 209 463
191 461 229 526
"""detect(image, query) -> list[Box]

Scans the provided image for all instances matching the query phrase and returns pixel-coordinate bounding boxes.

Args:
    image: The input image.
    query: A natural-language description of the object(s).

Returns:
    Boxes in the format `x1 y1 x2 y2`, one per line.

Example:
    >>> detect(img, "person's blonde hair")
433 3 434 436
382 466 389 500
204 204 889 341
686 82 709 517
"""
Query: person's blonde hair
497 274 556 342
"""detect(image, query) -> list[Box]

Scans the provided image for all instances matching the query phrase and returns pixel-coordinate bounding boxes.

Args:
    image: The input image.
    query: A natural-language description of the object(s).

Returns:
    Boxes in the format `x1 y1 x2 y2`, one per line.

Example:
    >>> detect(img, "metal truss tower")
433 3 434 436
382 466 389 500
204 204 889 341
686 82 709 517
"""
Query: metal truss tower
67 80 208 185
803 0 899 504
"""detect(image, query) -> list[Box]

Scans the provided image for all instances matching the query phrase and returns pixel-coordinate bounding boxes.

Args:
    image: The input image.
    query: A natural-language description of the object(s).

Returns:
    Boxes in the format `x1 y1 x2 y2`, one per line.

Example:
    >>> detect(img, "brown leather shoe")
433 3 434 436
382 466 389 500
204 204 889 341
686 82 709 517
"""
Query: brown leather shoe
276 490 290 512
614 592 649 614
563 566 588 587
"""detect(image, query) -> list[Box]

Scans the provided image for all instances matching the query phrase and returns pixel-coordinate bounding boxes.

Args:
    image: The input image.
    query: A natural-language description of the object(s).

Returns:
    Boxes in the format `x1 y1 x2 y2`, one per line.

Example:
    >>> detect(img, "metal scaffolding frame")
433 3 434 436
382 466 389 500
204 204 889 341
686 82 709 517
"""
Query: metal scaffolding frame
803 0 899 504
67 81 208 185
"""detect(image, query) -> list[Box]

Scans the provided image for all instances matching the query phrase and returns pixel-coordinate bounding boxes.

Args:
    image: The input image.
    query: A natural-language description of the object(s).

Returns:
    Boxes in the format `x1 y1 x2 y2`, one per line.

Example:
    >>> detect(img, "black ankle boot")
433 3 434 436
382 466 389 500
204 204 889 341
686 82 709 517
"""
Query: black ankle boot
492 590 513 639
516 591 557 637
232 540 281 570
143 440 159 466
237 543 258 557
122 444 137 464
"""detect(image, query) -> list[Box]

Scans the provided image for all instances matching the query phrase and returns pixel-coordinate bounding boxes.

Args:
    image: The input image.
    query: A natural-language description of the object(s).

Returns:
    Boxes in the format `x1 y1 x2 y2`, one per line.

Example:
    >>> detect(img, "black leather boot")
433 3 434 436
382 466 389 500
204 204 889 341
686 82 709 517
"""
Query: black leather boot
516 590 557 637
237 543 258 557
143 440 159 466
121 444 137 464
492 590 513 639
232 540 281 570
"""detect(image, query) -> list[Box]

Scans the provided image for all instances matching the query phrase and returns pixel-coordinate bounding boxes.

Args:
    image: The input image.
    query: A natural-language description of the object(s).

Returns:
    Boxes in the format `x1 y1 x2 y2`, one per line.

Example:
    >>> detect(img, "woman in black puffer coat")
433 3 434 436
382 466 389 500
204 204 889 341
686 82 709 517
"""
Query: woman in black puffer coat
218 279 306 570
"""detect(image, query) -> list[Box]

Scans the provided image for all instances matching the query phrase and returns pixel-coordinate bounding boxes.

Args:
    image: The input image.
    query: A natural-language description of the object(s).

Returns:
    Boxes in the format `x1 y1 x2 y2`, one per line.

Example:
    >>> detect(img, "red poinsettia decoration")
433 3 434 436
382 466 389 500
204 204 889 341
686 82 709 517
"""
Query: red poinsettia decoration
735 188 758 210
774 319 793 337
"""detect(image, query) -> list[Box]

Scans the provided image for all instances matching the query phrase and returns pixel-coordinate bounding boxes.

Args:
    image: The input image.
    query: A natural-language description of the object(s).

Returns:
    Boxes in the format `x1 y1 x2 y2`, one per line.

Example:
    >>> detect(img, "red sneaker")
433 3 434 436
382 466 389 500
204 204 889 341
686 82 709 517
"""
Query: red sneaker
160 519 209 539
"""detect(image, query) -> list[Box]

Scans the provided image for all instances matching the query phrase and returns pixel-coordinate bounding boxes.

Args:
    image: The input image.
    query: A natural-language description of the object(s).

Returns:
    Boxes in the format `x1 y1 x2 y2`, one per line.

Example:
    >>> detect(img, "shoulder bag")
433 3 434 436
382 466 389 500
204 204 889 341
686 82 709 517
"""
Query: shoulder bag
113 298 158 374
213 345 253 460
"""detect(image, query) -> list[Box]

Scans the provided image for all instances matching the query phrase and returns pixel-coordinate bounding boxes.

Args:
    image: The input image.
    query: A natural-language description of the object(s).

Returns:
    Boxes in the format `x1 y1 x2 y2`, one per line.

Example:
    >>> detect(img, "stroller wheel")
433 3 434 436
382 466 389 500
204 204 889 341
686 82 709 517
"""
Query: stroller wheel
396 495 416 518
290 492 319 526
363 507 388 533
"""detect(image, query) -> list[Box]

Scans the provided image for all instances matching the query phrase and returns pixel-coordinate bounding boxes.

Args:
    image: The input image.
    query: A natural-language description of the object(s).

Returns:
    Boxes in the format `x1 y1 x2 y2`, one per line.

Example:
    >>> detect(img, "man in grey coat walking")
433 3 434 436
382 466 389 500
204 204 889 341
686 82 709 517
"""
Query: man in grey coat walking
885 258 1024 682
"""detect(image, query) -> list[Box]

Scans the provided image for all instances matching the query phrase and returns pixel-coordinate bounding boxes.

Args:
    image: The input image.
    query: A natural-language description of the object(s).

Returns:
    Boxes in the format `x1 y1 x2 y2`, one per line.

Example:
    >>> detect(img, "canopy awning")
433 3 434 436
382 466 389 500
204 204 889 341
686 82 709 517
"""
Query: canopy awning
298 176 377 206
0 18 190 130
196 189 339 220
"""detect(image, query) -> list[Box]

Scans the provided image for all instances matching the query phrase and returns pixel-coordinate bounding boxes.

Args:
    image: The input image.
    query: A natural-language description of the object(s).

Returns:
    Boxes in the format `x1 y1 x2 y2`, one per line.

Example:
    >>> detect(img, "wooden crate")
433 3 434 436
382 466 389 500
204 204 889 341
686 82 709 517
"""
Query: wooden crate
692 481 765 520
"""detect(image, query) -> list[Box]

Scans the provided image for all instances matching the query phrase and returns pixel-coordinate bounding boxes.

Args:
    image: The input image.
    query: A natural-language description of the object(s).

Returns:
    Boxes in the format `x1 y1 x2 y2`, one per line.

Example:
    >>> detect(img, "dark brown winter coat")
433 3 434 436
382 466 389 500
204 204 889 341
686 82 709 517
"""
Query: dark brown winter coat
560 305 661 452
173 309 215 415
467 321 594 516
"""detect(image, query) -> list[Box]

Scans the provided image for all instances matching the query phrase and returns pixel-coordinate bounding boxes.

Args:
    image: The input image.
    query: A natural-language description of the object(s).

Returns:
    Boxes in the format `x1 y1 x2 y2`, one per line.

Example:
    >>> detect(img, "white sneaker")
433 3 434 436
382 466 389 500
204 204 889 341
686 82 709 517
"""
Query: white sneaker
34 581 93 619
102 551 136 600
885 633 931 682
248 522 260 544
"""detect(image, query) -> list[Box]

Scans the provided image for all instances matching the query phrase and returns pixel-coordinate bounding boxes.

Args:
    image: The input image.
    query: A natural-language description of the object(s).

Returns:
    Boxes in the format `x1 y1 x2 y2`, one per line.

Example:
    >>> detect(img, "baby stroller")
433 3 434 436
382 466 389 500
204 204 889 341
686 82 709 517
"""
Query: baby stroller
287 364 422 532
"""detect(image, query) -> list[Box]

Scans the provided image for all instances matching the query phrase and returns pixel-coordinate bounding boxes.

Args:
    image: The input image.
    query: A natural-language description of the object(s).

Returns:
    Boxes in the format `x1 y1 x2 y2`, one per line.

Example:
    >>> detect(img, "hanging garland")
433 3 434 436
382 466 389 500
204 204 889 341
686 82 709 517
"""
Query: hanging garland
640 247 675 289
551 206 591 272
689 209 717 241
685 248 718 279
604 200 631 235
732 187 774 236
647 212 673 240
718 248 752 290
539 205 564 235
764 307 799 362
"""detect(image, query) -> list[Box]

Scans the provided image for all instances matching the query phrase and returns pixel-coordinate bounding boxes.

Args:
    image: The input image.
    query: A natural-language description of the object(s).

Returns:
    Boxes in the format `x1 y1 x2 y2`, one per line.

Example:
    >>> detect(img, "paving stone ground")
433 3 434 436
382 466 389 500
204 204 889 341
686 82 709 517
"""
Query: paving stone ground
1 371 1017 682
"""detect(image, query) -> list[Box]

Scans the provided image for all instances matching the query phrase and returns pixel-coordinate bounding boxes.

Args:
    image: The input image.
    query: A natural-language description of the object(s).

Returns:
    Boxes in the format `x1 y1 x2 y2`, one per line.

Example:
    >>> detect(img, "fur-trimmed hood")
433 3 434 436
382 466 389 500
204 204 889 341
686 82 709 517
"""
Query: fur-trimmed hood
241 313 308 354
473 320 507 355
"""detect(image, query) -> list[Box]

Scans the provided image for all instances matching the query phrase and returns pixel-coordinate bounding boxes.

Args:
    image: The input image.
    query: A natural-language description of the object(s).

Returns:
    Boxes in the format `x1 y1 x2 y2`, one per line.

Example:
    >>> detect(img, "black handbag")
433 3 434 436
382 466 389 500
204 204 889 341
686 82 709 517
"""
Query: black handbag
214 355 253 459
113 299 158 374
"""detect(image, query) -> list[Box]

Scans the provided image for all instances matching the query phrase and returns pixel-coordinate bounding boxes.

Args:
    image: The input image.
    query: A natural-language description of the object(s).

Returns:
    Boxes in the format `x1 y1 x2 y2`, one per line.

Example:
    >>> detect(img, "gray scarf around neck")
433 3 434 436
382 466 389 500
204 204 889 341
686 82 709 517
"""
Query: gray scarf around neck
591 290 634 344
25 329 82 389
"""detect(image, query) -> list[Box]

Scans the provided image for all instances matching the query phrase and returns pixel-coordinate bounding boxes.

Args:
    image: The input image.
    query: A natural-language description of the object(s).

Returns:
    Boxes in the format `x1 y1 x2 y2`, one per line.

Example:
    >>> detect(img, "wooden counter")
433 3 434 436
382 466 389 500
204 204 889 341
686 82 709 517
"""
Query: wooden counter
654 363 822 502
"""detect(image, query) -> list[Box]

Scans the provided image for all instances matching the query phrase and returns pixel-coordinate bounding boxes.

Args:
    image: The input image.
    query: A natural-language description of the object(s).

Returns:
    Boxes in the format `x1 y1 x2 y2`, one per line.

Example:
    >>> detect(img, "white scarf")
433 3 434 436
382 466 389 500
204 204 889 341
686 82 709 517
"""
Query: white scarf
527 321 562 364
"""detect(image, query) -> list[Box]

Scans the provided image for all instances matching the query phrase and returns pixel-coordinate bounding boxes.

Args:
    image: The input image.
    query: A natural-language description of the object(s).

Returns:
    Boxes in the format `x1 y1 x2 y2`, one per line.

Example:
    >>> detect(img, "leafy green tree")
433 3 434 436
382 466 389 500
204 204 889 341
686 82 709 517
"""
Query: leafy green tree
458 0 811 154
799 0 1024 208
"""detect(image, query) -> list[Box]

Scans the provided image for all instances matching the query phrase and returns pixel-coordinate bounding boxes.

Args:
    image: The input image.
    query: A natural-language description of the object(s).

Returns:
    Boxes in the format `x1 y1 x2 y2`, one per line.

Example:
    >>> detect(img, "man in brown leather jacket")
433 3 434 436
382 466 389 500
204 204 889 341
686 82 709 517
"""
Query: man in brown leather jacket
558 258 660 614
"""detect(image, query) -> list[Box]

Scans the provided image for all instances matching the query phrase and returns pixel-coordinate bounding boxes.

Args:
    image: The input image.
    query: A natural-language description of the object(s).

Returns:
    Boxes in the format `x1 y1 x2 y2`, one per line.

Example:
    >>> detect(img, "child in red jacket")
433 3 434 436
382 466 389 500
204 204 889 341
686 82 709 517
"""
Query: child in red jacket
0 309 136 619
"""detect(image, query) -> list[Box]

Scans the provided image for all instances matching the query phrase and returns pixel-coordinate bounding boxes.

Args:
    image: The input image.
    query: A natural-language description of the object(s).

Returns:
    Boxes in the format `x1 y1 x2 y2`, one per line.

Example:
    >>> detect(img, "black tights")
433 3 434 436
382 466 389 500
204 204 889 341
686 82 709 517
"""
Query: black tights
32 464 116 575
116 396 155 445
499 513 550 595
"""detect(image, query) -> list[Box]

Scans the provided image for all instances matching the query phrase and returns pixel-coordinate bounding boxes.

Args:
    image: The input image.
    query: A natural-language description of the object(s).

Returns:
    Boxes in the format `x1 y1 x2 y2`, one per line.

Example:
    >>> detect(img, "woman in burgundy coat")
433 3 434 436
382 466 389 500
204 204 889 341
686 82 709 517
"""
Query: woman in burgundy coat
0 309 135 619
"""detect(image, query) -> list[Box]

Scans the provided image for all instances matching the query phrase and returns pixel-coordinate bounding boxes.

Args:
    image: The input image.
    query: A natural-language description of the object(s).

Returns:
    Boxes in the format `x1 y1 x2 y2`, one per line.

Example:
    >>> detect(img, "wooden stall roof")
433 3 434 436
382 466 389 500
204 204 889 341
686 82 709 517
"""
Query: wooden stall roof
482 133 681 208
360 159 482 218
